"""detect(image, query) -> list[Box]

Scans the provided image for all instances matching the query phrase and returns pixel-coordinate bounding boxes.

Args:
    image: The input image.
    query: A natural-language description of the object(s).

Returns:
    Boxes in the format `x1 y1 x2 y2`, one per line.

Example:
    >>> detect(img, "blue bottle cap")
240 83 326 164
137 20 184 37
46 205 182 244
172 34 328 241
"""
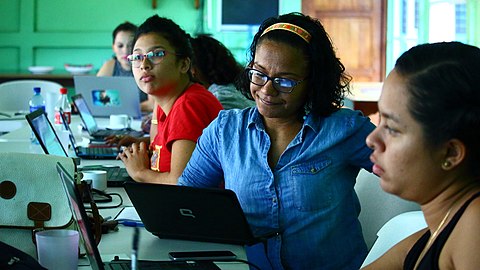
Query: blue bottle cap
33 87 41 94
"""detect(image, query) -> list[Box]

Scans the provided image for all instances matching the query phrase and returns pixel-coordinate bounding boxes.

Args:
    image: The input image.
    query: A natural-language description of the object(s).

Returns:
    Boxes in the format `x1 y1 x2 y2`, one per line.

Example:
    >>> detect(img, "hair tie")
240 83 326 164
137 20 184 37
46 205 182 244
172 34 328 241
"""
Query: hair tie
260 23 312 43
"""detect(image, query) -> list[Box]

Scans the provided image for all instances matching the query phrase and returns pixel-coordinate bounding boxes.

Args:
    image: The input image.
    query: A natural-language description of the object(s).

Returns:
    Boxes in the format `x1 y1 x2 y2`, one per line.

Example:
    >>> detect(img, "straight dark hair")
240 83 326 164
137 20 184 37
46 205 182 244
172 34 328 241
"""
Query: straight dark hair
395 41 480 176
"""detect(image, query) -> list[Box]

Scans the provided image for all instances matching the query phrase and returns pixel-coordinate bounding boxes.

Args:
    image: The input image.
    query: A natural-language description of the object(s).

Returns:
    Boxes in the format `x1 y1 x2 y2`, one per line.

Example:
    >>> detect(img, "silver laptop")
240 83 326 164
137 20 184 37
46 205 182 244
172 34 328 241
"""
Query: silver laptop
73 76 142 119
56 162 221 270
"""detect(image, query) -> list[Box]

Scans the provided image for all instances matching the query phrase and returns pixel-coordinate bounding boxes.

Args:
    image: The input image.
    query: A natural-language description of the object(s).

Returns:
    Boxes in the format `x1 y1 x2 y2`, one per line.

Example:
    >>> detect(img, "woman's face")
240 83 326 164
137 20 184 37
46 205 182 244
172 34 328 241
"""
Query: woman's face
366 69 445 203
131 32 189 97
250 39 309 121
113 30 135 69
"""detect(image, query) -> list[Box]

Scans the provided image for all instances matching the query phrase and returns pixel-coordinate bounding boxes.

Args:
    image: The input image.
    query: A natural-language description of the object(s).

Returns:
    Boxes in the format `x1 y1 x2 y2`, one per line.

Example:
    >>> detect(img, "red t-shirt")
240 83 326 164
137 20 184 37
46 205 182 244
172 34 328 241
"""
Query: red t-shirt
150 83 223 172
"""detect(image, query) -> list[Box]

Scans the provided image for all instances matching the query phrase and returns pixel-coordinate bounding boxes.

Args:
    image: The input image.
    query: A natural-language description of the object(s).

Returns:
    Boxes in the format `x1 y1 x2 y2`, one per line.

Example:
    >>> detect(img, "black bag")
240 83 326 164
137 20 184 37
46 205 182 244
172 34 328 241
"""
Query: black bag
0 241 46 270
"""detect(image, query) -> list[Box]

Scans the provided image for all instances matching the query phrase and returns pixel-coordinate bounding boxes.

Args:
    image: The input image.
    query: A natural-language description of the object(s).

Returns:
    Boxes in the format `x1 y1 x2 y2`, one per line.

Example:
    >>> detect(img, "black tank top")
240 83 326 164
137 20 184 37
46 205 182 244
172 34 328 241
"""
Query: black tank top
404 192 480 270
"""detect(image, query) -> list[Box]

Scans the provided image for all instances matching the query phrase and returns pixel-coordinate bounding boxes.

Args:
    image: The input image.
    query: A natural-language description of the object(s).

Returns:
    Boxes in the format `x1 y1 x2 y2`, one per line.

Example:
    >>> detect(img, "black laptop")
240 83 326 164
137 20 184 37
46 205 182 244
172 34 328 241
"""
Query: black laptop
124 182 261 246
58 108 120 160
71 93 144 139
25 109 132 187
55 162 221 270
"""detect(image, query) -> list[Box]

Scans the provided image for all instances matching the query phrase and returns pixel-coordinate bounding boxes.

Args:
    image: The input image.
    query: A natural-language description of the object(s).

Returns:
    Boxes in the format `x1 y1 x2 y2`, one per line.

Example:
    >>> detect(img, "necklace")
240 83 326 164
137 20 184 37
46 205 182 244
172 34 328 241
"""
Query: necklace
425 206 452 248
414 207 453 270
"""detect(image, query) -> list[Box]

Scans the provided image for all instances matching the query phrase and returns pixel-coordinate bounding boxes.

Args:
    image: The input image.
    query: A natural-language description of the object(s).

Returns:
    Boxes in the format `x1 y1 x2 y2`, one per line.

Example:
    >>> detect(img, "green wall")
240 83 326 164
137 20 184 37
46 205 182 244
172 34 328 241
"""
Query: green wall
0 0 301 73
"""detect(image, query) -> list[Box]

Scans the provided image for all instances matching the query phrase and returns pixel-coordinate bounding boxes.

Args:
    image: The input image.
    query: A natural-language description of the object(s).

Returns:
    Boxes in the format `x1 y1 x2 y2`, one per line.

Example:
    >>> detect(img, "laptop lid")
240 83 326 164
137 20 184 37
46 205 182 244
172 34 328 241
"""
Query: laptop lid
73 76 141 119
124 182 258 246
56 162 105 270
25 108 69 157
71 93 100 135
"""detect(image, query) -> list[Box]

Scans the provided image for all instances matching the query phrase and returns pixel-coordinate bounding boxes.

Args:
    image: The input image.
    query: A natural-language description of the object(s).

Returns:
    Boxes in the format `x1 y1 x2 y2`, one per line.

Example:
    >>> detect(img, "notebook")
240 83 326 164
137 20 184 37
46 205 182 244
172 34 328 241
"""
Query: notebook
124 182 261 246
25 109 132 187
71 93 144 139
55 162 221 270
73 75 142 119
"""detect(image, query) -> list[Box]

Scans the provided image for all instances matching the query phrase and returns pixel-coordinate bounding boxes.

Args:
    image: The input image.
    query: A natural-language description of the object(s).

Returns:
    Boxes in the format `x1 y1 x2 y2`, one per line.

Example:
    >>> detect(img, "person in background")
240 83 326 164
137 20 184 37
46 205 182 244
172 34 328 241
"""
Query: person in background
362 42 480 269
178 12 375 269
117 15 223 184
97 21 153 112
190 34 255 109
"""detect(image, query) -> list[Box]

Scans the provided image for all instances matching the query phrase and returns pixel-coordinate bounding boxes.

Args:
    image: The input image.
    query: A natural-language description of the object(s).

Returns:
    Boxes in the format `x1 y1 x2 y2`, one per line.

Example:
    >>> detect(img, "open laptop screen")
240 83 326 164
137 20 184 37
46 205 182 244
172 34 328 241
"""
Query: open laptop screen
71 94 99 134
26 109 68 157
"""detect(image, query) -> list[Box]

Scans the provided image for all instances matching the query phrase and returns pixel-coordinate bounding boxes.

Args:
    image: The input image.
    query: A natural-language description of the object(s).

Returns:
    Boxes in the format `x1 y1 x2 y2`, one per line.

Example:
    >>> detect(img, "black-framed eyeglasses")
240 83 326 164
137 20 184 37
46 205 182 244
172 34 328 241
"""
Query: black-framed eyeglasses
246 68 306 94
126 50 180 68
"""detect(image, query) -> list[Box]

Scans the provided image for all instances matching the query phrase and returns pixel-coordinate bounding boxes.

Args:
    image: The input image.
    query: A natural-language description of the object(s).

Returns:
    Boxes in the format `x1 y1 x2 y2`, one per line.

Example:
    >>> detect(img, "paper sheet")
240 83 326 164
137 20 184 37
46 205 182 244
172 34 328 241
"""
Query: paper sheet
114 206 141 222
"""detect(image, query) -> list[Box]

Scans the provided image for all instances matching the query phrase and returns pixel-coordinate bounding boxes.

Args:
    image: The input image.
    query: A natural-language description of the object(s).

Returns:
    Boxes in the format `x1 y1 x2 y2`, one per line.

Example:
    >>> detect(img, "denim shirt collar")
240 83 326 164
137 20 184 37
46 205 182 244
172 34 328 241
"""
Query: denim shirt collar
246 107 321 135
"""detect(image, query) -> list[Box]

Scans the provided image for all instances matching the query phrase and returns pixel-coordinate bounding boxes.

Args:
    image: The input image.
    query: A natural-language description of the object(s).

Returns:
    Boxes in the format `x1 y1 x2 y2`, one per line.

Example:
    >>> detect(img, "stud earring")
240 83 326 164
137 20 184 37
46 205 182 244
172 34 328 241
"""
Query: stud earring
442 160 452 169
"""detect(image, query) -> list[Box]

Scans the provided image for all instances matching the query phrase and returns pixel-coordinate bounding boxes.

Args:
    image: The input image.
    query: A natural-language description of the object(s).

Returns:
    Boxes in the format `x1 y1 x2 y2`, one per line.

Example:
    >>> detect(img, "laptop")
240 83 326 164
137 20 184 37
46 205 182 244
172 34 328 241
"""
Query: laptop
25 109 132 187
71 93 144 139
26 108 118 159
55 162 221 270
73 75 142 119
124 182 261 246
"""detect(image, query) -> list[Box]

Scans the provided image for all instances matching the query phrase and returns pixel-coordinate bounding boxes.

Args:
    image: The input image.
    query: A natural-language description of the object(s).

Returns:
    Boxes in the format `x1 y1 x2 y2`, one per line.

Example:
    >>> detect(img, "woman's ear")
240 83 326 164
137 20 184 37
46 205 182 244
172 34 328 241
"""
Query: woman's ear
180 57 192 74
443 139 466 170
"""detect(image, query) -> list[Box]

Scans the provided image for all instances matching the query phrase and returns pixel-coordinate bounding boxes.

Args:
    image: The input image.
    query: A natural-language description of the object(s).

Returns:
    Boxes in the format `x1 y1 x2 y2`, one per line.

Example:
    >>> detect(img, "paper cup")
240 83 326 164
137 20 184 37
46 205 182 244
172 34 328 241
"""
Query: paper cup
36 229 79 270
109 114 132 129
81 170 107 191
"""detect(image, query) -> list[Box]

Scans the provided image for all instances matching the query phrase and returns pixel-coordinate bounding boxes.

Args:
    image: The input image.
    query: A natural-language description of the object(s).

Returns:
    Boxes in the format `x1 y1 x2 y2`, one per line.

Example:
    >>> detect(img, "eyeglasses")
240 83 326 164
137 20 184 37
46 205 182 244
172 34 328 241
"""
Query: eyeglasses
126 50 180 68
246 68 306 94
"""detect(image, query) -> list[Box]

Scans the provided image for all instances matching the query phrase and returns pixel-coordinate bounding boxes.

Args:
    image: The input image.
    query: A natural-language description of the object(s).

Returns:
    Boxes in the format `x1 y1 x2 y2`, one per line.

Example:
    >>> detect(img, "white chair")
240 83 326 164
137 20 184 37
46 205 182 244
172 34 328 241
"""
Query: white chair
361 211 427 267
354 169 421 249
0 79 63 113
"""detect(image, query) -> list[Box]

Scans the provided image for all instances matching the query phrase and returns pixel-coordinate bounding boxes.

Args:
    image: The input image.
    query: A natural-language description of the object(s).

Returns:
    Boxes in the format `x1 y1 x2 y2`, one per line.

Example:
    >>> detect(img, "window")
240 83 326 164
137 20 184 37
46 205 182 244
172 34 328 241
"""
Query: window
387 0 476 73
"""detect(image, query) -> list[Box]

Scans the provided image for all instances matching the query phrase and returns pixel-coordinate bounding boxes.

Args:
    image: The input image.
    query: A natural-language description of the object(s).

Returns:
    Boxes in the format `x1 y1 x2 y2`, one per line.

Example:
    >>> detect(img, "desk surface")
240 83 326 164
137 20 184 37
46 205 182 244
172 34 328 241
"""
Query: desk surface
0 116 248 270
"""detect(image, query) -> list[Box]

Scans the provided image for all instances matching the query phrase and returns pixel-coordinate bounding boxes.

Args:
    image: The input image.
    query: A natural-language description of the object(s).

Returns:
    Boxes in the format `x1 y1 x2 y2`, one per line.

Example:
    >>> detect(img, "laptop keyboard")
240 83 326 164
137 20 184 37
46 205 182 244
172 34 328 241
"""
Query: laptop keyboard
84 147 116 156
105 260 221 269
106 166 129 180
93 129 144 138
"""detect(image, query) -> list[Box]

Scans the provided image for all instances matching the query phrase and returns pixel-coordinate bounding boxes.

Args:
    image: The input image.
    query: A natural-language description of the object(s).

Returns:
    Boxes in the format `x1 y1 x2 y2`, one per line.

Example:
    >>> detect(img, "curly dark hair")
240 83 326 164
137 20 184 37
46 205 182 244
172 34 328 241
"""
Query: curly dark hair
235 12 351 117
190 34 243 86
134 15 193 67
395 41 480 176
112 21 137 44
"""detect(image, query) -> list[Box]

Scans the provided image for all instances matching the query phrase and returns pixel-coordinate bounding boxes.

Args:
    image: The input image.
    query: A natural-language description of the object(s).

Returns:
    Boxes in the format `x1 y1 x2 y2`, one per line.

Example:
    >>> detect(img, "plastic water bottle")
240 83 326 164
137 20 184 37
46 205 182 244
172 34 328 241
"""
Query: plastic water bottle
29 87 46 143
54 87 72 130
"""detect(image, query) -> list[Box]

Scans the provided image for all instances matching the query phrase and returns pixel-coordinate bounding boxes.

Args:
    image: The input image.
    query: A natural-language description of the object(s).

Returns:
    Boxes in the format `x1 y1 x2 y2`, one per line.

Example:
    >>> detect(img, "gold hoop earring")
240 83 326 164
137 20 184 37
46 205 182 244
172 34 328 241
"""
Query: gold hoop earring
442 160 452 169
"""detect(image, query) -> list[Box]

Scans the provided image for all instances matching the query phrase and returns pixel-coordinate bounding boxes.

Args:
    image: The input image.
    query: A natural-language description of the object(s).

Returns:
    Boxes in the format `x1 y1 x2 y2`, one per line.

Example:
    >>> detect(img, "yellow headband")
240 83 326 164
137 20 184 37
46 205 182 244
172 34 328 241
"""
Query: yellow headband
260 23 312 43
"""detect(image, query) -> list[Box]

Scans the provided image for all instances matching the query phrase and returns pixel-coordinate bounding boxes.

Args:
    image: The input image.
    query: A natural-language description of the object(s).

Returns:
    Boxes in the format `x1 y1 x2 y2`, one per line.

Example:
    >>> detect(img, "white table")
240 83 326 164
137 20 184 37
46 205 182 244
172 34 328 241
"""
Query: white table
0 116 248 269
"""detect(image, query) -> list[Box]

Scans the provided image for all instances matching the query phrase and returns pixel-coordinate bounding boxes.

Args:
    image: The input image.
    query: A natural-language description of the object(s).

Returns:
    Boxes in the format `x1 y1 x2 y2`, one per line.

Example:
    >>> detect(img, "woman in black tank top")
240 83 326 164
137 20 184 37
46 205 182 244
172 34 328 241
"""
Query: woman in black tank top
362 42 480 269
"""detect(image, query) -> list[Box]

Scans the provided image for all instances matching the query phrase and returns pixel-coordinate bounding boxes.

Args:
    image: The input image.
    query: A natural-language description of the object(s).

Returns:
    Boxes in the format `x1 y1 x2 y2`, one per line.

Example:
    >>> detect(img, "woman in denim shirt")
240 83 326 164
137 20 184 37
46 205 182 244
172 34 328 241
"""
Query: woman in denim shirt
178 12 375 269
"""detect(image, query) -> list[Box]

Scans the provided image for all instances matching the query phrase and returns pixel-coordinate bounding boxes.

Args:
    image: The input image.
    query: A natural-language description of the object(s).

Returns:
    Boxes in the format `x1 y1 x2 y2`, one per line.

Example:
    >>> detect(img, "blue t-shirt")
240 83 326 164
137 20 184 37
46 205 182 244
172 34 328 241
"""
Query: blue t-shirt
179 107 375 269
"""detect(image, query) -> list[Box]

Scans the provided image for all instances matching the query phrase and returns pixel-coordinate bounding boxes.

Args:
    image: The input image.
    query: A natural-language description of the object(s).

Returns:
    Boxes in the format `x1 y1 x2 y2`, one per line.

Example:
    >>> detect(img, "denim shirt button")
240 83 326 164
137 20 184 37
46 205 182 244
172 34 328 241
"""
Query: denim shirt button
272 197 277 204
310 168 317 173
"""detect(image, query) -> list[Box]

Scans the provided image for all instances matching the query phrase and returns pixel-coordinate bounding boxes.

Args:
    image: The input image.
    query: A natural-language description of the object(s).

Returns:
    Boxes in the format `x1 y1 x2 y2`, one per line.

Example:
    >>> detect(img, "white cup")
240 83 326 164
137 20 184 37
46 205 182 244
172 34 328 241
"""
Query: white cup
81 170 107 191
35 229 79 270
109 114 132 129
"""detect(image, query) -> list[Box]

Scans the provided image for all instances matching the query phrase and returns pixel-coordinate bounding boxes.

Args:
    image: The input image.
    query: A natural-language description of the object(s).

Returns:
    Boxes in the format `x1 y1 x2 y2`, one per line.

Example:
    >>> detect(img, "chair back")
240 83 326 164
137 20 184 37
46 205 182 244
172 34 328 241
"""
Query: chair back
361 211 427 267
354 169 420 249
0 80 63 116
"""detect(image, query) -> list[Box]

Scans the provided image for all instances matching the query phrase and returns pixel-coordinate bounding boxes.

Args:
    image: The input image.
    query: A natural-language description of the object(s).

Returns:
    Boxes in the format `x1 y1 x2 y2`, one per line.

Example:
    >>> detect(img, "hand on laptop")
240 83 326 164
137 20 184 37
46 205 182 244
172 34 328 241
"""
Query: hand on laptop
105 135 149 148
118 142 151 181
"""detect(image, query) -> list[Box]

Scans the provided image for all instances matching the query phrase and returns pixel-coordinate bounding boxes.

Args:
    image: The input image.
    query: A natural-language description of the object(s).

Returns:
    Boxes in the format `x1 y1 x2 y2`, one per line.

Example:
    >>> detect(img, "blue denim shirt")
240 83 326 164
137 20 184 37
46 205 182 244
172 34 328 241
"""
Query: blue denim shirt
178 107 375 269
